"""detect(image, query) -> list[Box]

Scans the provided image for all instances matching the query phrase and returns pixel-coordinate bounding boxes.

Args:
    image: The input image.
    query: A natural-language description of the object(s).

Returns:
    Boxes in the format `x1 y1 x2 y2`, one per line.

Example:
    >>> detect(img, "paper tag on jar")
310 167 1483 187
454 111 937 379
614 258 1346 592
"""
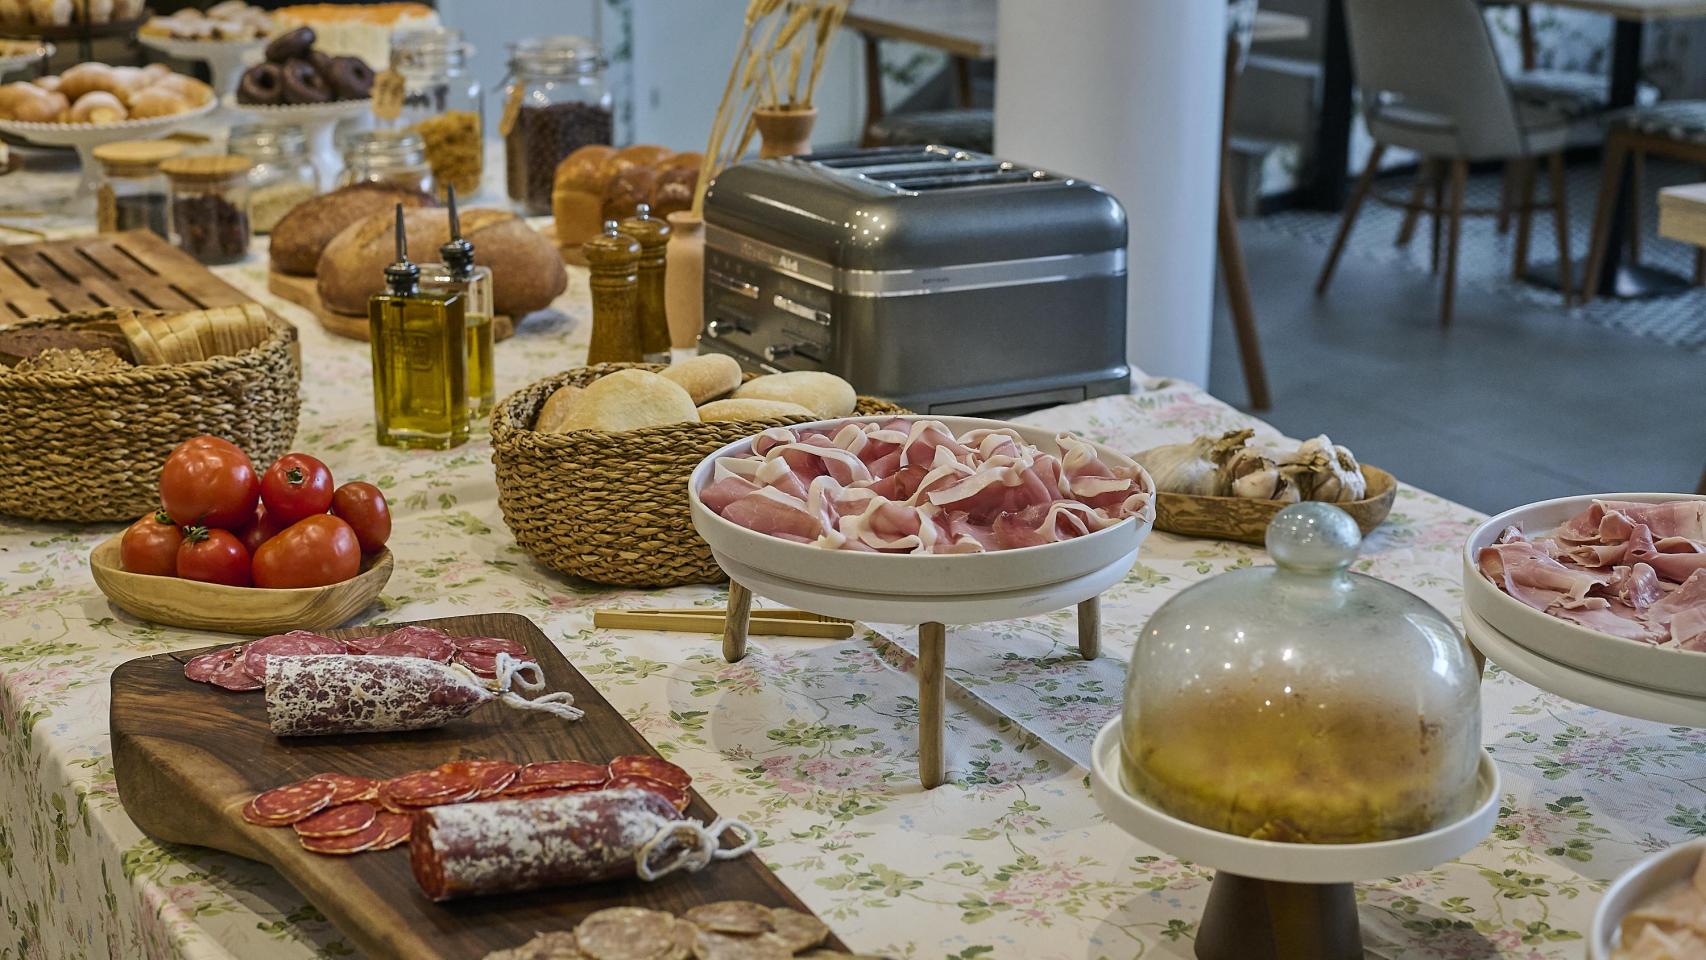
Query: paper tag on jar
498 83 524 138
371 69 405 122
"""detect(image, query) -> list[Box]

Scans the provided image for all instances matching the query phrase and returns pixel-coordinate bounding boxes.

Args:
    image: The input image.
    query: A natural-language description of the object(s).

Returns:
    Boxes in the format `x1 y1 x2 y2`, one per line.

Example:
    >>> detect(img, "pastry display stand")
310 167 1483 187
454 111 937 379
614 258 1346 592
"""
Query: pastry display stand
138 35 264 104
0 40 53 75
226 97 370 190
0 98 215 205
1089 720 1500 960
0 11 148 62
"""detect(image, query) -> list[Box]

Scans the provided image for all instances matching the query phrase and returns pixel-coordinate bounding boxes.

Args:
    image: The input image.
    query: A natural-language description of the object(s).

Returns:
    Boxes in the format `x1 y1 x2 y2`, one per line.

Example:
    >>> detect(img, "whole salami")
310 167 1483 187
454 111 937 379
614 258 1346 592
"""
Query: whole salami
265 653 583 737
409 788 756 902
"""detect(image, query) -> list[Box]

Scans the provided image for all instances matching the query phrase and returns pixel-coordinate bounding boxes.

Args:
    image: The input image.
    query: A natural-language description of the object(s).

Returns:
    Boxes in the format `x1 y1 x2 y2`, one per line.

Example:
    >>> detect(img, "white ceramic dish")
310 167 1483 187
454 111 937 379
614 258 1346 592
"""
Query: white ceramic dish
1464 493 1706 696
1462 604 1706 725
0 99 216 198
1589 839 1705 960
1089 719 1500 885
0 41 52 73
687 415 1154 599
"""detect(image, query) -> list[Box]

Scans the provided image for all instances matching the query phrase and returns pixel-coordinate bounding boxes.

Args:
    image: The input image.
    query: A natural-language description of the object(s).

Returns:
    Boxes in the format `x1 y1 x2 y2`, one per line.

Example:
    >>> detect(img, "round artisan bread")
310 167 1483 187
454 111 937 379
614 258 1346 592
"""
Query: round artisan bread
536 369 697 433
658 353 741 405
316 207 567 317
696 398 813 422
532 384 582 433
731 371 856 419
270 182 437 276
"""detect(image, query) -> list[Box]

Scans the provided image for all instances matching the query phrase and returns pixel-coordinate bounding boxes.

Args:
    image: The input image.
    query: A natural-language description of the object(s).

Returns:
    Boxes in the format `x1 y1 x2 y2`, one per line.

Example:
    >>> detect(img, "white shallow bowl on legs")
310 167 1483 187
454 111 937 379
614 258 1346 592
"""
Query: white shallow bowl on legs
1589 839 1705 960
688 415 1153 607
1463 492 1706 696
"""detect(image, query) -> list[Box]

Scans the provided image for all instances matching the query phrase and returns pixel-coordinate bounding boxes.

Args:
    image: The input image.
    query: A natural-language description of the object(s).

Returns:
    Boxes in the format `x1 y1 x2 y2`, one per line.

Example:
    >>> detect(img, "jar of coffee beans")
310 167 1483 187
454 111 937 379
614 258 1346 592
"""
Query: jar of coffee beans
161 154 254 266
500 35 611 217
92 139 185 238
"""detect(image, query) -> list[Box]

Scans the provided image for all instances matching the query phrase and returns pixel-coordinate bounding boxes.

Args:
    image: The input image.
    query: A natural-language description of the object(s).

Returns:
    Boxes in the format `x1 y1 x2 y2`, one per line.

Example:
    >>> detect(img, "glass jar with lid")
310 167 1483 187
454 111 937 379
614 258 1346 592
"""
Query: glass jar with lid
501 35 611 216
160 154 254 265
228 124 318 234
338 128 435 195
1119 502 1482 845
92 139 185 238
391 27 483 200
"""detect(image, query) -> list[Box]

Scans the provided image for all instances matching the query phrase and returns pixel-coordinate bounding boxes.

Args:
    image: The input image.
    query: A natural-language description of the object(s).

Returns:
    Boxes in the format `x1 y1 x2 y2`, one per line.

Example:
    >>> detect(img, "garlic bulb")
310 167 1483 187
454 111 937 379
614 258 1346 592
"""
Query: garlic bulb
1133 434 1226 495
1280 435 1367 503
1216 438 1299 502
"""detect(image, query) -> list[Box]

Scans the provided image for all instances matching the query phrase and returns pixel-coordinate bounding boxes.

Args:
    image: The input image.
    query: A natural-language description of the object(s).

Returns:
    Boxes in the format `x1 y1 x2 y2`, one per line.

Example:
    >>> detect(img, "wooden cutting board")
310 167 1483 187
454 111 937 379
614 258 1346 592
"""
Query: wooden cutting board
110 613 842 960
266 270 515 343
0 230 252 322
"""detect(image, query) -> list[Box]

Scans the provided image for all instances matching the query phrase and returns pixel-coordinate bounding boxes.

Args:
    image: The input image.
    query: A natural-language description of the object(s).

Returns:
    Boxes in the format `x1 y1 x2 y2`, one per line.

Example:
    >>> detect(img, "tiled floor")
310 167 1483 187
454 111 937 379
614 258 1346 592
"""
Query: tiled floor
1209 160 1706 514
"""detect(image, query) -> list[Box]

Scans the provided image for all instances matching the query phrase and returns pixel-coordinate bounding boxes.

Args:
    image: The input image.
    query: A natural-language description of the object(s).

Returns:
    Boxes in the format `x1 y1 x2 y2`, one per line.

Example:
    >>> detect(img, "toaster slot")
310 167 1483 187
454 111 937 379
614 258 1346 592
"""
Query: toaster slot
888 169 1054 191
807 146 964 167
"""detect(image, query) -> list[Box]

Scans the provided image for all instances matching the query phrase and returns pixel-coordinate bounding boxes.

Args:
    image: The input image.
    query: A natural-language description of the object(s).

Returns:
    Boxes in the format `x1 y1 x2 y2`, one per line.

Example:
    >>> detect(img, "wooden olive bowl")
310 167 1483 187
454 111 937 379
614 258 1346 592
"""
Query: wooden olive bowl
89 534 393 635
1153 465 1397 545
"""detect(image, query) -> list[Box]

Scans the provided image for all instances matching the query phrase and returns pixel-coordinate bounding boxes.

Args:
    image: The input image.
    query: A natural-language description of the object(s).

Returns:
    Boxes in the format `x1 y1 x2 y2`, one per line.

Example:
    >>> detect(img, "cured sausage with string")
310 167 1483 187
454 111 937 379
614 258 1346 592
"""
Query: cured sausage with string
264 652 583 736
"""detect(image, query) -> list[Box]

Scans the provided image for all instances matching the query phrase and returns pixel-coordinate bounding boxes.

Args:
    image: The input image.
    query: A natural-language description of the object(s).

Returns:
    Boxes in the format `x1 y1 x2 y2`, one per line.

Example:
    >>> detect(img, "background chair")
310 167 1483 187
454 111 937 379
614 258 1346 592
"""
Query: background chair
1316 0 1573 326
1219 0 1271 410
1580 101 1706 304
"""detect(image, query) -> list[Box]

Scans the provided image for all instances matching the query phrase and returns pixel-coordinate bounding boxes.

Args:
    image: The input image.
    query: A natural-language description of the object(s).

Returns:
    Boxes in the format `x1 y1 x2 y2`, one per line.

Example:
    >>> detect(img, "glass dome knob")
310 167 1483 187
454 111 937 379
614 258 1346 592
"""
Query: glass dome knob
1265 501 1361 574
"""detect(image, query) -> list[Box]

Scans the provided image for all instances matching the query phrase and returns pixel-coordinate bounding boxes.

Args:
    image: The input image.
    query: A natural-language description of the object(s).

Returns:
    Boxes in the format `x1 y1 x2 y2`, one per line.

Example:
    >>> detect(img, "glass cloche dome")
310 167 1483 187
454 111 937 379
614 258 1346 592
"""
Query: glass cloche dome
1120 502 1481 844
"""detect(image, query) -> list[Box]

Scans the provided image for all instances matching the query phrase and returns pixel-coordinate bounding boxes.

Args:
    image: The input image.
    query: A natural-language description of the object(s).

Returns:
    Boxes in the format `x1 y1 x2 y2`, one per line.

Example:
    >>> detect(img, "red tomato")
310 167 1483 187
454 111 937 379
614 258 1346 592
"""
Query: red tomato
330 482 391 554
261 453 335 527
237 502 284 556
159 442 259 530
176 527 251 586
170 435 243 458
119 510 183 576
252 514 361 589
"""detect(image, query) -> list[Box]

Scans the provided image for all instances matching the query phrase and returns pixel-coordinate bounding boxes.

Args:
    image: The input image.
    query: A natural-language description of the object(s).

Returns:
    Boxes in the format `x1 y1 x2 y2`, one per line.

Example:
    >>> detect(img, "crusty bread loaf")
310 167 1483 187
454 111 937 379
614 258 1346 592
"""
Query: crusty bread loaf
534 369 697 433
533 384 582 433
315 207 567 317
696 398 812 422
731 371 855 419
551 143 701 263
659 353 741 405
270 182 436 276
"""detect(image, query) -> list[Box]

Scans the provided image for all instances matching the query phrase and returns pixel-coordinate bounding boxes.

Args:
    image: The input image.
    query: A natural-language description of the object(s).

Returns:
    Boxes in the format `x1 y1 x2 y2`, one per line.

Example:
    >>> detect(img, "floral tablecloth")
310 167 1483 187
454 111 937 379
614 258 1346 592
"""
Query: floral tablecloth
0 241 1701 960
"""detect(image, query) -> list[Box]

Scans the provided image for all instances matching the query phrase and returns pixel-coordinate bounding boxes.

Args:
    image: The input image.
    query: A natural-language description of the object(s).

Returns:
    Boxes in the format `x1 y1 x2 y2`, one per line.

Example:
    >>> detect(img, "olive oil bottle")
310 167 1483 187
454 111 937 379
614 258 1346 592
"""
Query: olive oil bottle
419 186 495 425
369 203 468 449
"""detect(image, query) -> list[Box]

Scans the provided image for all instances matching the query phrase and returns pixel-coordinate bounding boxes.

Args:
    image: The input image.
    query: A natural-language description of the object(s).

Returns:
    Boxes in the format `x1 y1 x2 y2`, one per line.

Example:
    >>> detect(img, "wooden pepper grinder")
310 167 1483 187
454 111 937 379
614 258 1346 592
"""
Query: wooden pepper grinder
584 220 643 365
617 202 672 361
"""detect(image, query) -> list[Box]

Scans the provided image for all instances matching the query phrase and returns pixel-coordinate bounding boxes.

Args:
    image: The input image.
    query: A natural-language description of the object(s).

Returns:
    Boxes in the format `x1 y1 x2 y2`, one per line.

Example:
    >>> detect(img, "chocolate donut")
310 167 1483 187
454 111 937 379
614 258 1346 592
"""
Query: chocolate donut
236 62 283 105
279 58 331 104
264 26 315 64
322 55 373 100
306 49 333 77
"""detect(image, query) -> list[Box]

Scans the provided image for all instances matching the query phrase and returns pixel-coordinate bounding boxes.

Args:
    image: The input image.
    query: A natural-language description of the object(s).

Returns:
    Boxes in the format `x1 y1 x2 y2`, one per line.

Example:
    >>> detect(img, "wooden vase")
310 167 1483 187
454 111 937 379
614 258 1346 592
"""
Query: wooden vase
664 211 705 350
755 106 818 159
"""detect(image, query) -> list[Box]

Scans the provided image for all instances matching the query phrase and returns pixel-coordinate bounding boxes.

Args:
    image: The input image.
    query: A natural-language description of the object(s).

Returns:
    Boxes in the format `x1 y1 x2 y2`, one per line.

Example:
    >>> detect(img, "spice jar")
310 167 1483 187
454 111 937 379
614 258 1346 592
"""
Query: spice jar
338 128 435 195
161 154 254 265
92 139 185 238
391 27 483 200
583 219 641 364
228 124 318 234
501 35 611 217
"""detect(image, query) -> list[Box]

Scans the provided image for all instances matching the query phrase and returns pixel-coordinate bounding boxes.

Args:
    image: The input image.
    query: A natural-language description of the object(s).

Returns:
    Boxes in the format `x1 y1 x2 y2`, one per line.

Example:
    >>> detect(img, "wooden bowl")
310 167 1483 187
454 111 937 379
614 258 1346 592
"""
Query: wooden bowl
88 534 393 635
1153 465 1397 545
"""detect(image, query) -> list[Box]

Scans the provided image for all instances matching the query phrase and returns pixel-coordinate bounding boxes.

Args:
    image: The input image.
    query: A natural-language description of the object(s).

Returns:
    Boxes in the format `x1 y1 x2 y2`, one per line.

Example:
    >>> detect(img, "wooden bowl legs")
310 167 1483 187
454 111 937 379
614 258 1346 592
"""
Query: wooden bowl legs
1195 872 1361 960
718 583 1106 789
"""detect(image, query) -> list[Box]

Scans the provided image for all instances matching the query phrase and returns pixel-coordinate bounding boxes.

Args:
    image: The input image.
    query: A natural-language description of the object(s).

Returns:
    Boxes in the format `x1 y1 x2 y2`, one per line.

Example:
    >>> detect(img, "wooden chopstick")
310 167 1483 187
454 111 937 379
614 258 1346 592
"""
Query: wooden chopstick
593 610 853 639
641 607 850 623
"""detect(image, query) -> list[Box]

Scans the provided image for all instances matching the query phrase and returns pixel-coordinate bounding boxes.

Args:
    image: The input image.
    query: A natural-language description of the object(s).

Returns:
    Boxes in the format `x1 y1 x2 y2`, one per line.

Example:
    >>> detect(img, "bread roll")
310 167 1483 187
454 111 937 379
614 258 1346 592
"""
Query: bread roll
58 62 118 101
659 353 741 404
536 369 697 433
696 398 813 422
601 164 655 223
732 371 855 419
149 73 214 106
125 85 188 119
69 90 126 123
533 384 582 433
1 83 64 122
269 183 436 276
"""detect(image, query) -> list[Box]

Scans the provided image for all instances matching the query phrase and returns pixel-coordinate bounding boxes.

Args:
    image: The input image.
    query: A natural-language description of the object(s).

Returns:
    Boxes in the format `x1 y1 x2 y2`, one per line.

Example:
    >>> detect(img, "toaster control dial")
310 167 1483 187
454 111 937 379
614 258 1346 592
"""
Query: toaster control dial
771 294 830 326
706 319 742 338
762 343 795 362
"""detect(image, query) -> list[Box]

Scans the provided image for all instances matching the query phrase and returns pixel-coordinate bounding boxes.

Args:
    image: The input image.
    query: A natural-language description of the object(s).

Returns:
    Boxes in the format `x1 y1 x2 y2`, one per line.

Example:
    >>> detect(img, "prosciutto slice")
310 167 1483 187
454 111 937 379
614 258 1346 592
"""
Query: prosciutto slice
705 419 1155 555
1481 499 1706 651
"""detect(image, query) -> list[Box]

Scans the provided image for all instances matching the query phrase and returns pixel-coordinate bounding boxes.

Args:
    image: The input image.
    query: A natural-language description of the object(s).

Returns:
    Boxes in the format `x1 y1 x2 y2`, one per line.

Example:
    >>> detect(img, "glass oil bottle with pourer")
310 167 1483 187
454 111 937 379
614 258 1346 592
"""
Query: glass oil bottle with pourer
368 203 469 449
419 185 496 425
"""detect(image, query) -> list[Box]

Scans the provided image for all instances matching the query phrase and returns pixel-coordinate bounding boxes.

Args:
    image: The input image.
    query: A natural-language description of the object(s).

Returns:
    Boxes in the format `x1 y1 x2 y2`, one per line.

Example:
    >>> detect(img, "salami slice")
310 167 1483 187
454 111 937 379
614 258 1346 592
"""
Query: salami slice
183 648 237 683
244 778 338 826
209 652 264 692
575 907 684 960
300 816 388 855
380 769 480 809
293 801 377 839
511 760 607 792
242 631 348 680
368 811 415 851
439 759 519 799
364 625 456 662
606 775 689 813
455 636 528 657
307 772 378 804
607 755 692 790
765 909 829 952
453 651 498 679
683 901 772 935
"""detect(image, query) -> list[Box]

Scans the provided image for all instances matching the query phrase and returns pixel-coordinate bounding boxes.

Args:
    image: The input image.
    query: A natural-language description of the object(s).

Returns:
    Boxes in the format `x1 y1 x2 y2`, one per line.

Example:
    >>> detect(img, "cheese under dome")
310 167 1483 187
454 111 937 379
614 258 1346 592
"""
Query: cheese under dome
1119 502 1482 844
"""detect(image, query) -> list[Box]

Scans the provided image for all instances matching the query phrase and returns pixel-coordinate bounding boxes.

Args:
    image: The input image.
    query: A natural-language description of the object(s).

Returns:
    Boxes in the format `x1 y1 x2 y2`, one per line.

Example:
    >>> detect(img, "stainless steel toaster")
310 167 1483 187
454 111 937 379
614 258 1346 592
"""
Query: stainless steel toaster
699 146 1131 415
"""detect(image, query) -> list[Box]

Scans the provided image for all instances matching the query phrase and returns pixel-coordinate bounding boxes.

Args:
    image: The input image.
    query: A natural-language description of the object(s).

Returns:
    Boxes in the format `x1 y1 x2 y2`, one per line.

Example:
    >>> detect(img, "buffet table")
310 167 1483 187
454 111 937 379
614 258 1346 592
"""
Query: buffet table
0 243 1699 959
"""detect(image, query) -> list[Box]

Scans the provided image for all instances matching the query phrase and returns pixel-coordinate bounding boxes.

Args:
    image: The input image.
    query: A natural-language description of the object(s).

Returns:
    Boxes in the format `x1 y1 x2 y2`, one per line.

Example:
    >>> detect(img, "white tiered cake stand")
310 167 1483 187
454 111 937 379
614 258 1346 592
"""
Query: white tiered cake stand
1090 720 1499 960
138 36 266 105
0 99 216 204
690 415 1155 789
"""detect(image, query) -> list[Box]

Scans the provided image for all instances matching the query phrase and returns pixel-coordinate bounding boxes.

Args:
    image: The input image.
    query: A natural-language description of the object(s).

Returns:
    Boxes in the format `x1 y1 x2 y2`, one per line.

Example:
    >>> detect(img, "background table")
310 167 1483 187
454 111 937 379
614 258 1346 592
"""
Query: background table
0 234 1699 958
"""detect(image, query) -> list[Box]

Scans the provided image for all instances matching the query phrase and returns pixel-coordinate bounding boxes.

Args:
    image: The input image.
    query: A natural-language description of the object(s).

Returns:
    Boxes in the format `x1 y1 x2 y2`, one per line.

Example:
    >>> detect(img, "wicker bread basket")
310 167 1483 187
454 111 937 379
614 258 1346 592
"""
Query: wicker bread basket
492 362 906 588
0 308 302 523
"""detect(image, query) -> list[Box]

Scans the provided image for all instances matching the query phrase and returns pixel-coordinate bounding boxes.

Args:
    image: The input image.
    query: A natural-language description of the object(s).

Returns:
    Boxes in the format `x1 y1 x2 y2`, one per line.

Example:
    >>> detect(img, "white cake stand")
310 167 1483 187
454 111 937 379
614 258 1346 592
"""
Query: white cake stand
138 36 265 104
0 98 216 202
0 40 53 74
225 97 370 189
1089 719 1500 960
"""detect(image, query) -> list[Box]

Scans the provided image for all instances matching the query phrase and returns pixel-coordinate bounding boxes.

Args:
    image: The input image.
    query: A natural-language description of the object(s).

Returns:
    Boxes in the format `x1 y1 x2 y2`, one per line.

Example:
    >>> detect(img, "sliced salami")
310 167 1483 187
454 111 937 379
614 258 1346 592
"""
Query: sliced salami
369 811 415 851
307 772 378 804
454 636 528 657
439 759 519 799
300 816 388 855
242 631 348 680
293 801 377 839
380 769 480 809
183 648 237 683
606 774 689 813
364 625 456 662
453 651 498 679
244 778 338 826
607 755 692 790
511 760 607 792
209 652 263 692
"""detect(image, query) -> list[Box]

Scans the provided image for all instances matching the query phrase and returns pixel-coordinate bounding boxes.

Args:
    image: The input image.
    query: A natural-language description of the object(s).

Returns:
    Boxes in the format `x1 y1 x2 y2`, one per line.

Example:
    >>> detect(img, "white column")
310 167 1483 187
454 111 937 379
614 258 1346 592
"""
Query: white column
994 0 1225 387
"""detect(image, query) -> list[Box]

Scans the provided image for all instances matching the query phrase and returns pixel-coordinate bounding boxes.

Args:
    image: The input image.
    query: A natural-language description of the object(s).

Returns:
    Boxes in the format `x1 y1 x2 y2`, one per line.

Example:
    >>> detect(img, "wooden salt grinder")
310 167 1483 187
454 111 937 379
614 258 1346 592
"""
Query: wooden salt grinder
584 220 642 365
617 203 672 359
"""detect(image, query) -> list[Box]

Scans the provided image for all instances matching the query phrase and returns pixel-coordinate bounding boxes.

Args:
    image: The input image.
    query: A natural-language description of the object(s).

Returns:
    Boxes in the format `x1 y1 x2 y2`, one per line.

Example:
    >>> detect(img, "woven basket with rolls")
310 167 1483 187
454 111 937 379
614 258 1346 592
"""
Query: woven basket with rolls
0 307 301 523
492 362 906 588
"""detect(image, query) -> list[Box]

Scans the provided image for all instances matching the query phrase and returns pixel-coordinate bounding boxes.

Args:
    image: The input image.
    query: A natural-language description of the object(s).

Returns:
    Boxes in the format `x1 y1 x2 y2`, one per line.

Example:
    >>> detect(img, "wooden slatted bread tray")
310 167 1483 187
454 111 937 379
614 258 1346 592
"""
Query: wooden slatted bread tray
0 230 252 321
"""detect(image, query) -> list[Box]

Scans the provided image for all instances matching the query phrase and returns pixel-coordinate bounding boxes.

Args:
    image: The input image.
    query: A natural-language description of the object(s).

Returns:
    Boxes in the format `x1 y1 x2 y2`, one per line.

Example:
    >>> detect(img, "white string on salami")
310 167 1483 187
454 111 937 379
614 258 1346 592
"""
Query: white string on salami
634 817 758 882
488 652 584 722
